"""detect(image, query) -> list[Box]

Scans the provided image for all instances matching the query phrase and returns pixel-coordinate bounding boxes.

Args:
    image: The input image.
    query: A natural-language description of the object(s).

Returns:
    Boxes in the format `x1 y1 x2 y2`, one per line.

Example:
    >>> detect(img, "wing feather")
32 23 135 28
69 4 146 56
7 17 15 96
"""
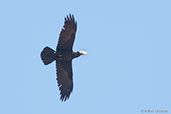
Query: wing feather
56 14 77 51
56 60 73 101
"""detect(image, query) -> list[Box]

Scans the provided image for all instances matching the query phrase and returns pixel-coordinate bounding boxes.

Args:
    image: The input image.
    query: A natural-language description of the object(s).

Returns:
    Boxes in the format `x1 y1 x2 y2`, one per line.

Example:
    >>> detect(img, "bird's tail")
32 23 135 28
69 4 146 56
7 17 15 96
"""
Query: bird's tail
40 46 55 65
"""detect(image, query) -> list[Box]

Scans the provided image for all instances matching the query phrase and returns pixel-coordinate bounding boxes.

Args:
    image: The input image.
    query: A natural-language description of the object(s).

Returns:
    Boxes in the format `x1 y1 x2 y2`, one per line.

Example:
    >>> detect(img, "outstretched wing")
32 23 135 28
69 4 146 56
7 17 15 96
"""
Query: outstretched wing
56 60 73 101
56 14 77 51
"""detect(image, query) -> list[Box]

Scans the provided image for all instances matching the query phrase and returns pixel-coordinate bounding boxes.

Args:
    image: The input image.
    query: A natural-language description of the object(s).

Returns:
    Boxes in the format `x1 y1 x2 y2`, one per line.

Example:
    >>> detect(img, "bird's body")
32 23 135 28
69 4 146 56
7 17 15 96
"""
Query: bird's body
40 14 87 101
56 51 81 61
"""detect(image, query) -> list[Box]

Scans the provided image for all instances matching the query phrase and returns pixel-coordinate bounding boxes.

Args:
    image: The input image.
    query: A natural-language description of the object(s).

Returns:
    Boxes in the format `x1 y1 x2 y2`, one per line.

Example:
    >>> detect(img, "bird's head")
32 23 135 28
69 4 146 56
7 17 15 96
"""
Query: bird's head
79 51 87 55
73 51 87 59
74 51 87 58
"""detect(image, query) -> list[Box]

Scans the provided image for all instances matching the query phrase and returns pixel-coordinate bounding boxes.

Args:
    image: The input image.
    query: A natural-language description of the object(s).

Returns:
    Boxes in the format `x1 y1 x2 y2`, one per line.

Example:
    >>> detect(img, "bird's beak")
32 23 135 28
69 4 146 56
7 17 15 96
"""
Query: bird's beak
80 51 87 55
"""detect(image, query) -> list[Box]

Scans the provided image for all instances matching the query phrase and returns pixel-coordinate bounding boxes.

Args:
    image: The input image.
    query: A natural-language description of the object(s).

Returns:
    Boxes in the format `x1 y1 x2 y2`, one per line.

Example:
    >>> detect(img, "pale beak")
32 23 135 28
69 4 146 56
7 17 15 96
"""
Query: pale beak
80 51 87 55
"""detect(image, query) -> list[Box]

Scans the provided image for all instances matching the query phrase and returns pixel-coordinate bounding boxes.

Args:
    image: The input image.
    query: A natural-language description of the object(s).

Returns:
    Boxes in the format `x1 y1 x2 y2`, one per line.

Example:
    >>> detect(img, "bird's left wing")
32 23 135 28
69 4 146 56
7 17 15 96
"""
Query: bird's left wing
56 14 77 51
56 60 73 101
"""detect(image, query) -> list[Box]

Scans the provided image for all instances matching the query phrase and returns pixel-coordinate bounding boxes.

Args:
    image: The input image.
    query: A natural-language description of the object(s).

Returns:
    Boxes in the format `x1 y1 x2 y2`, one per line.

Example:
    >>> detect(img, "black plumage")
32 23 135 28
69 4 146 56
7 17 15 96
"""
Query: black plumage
40 14 87 101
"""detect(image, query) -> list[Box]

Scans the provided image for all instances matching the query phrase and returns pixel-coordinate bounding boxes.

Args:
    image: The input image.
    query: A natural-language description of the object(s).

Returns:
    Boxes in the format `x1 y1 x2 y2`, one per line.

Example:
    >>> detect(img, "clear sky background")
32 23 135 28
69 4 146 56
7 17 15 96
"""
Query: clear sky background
0 0 171 114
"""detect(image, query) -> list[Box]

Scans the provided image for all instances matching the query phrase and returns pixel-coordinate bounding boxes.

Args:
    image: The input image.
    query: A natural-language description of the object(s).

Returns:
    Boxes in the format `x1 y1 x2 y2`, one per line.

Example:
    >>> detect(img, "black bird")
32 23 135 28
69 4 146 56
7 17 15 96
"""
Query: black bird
40 14 87 101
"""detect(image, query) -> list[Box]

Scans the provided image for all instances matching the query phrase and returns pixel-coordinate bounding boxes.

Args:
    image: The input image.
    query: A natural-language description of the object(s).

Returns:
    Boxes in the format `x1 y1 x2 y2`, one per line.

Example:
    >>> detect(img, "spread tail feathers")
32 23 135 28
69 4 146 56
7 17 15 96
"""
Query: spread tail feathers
40 47 55 65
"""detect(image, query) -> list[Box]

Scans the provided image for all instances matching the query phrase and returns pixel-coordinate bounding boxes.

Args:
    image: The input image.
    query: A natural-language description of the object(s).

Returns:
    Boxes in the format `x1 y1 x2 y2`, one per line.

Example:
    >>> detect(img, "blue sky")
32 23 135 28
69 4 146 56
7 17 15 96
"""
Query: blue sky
0 0 171 114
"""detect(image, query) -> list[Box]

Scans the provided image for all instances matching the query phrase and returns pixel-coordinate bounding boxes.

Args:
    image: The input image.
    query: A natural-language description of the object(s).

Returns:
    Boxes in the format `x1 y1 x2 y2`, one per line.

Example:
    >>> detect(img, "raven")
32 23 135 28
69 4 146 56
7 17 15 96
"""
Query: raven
40 14 87 101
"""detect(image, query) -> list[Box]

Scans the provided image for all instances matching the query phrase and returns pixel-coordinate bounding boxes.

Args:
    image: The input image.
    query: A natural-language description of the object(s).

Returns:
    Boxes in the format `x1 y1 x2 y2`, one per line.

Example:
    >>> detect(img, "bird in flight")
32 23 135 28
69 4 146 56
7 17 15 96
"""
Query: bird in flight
40 14 87 101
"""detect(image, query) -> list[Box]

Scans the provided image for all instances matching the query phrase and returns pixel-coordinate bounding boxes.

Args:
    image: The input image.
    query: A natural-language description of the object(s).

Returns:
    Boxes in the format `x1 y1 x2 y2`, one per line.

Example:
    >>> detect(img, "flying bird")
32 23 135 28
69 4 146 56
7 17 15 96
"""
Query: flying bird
40 14 87 101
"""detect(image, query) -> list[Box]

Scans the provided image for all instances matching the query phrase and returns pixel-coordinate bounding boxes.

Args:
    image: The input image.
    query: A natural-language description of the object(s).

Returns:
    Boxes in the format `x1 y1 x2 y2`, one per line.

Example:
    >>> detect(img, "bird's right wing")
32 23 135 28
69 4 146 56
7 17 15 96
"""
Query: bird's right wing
56 14 77 51
56 60 73 101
